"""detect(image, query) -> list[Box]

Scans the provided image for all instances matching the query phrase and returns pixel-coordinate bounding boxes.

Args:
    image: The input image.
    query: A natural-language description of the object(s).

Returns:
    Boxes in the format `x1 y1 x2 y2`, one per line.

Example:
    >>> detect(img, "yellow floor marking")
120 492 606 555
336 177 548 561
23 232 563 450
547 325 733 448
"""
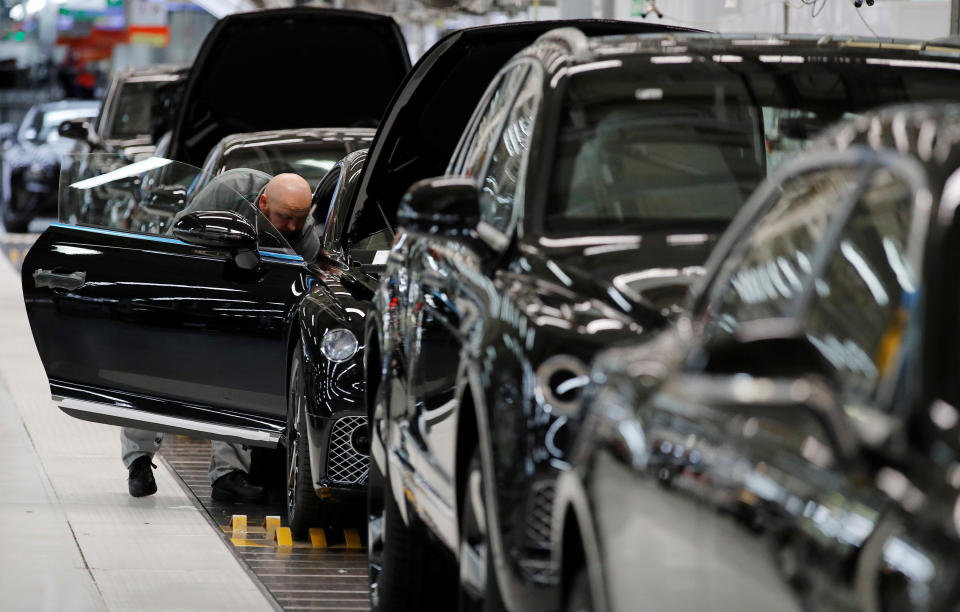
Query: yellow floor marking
275 526 293 547
229 537 272 548
343 527 362 549
309 527 328 548
8 248 19 265
264 515 281 536
231 514 247 535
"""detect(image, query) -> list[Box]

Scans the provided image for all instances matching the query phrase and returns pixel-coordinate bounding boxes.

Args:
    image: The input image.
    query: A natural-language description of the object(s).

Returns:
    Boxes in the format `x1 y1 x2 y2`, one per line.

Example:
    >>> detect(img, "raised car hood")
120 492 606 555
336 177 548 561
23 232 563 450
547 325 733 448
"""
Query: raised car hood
169 8 410 166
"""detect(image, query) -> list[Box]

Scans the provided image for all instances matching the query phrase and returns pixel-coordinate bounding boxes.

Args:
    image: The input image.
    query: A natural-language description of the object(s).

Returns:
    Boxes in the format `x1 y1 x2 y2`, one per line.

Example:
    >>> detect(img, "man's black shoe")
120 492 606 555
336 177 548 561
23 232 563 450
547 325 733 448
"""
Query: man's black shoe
211 470 266 503
128 456 157 497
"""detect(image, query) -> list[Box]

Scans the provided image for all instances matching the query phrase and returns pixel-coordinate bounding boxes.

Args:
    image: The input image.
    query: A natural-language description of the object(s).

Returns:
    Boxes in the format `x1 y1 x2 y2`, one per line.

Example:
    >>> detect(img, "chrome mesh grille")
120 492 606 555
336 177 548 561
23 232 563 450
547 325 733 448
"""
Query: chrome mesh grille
526 481 556 549
326 416 369 485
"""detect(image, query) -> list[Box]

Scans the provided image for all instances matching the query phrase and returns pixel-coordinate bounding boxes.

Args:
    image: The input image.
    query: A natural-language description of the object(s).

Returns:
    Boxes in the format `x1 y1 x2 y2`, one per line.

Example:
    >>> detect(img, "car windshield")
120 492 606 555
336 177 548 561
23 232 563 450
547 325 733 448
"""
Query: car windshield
546 53 960 235
59 154 299 257
220 142 359 190
107 80 165 139
547 65 765 233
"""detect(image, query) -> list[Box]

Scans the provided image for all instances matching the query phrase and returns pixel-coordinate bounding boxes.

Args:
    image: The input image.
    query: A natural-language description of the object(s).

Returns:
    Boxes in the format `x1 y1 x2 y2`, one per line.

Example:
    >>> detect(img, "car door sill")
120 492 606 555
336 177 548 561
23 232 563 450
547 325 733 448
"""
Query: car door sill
47 378 284 447
55 396 281 447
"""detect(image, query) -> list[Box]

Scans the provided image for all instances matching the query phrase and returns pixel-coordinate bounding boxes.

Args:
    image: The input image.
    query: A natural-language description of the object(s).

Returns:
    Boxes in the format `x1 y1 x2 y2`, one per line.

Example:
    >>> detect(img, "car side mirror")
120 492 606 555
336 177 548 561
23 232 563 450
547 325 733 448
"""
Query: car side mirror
397 176 480 237
173 211 259 270
58 118 90 142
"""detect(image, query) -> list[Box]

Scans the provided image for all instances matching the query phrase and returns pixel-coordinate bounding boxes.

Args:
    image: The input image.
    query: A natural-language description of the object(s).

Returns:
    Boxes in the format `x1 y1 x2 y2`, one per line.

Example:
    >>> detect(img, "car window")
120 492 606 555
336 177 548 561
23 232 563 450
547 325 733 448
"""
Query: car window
107 80 164 139
221 142 357 191
478 69 541 234
454 64 529 179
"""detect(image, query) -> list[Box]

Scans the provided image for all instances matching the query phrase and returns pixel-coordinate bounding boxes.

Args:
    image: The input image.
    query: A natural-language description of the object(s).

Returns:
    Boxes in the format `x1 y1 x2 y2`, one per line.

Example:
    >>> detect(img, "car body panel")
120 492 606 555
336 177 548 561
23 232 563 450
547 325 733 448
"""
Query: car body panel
22 221 309 445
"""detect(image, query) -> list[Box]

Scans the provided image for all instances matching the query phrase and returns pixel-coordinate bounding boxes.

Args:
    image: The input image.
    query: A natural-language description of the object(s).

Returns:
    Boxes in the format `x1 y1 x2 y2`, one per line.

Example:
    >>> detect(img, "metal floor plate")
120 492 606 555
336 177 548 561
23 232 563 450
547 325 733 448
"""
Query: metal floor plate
159 436 370 611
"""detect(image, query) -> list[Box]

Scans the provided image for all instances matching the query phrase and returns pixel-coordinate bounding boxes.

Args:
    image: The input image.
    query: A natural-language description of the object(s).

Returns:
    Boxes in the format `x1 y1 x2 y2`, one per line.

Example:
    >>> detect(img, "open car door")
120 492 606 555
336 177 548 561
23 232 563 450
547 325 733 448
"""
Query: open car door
21 154 315 447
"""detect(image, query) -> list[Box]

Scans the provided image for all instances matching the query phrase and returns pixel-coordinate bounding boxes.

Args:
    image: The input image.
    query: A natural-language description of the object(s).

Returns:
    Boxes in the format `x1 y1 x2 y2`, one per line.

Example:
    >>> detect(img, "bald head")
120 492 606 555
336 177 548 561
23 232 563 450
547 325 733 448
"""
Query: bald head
258 173 312 239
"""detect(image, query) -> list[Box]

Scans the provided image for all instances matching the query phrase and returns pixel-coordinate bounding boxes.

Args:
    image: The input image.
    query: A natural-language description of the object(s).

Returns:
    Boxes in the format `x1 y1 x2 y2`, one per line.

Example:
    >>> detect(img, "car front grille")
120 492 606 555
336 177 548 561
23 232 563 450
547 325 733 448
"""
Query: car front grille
326 415 370 485
526 481 556 549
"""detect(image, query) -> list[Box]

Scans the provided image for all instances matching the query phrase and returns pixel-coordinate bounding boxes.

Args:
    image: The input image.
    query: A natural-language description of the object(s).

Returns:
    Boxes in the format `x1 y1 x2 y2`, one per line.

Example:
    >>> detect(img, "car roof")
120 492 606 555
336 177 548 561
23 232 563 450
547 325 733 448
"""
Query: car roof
35 99 100 113
519 30 960 75
216 128 376 150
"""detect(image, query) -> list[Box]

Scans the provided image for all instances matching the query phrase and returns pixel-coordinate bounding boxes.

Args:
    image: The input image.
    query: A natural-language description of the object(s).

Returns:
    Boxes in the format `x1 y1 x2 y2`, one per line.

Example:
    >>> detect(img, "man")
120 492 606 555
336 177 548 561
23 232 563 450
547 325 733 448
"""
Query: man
125 172 315 501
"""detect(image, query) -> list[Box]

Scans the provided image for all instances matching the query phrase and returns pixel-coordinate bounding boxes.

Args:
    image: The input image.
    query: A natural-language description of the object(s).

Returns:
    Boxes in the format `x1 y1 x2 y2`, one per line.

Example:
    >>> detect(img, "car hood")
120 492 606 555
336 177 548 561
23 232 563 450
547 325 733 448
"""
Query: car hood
531 227 722 319
168 7 410 166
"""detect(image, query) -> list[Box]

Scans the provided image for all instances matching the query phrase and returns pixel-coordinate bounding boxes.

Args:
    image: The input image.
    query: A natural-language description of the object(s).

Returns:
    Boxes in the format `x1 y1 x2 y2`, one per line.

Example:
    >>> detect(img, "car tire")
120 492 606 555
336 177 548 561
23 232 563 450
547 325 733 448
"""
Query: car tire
369 462 455 611
458 448 505 612
1 189 30 233
285 342 323 539
565 566 594 612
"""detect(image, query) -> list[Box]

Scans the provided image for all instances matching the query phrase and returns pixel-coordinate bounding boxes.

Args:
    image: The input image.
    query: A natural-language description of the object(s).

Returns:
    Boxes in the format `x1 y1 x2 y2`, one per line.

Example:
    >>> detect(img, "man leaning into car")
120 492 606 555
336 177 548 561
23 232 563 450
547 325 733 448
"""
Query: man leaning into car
124 173 315 501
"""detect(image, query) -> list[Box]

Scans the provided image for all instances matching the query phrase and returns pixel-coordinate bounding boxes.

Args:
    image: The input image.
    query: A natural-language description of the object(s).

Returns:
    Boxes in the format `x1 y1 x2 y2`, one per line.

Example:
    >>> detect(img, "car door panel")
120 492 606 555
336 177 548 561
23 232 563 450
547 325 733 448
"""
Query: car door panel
22 223 310 445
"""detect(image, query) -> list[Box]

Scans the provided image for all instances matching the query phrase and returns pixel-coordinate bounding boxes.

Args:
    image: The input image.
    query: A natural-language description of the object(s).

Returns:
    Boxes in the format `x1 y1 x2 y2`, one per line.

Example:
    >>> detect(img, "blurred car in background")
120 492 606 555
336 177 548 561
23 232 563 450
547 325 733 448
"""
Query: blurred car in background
554 103 960 612
1 99 100 232
59 64 188 161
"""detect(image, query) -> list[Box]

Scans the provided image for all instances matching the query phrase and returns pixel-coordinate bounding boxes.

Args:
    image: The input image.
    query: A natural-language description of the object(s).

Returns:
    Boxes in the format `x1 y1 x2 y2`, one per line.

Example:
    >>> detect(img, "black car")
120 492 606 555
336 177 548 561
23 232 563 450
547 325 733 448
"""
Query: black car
367 32 960 612
555 103 960 611
20 7 411 535
1 99 100 232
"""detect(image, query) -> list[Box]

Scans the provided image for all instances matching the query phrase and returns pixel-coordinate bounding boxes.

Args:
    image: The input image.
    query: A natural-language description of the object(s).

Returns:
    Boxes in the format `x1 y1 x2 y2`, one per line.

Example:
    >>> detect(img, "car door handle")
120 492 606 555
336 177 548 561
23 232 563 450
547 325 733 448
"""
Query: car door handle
33 269 86 291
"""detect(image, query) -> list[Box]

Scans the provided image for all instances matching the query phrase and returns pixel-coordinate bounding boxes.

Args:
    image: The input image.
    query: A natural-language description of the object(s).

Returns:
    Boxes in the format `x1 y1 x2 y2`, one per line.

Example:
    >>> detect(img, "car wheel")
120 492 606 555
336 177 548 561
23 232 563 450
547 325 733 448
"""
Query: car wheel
458 449 505 612
565 566 594 612
368 383 455 610
285 342 323 539
1 189 31 233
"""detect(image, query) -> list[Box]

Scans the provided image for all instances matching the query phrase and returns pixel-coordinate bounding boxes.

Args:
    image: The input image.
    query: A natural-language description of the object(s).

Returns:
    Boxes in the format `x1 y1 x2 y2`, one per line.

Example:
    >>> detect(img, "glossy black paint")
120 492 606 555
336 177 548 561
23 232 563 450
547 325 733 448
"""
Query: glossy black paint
368 34 960 612
168 7 410 167
554 106 960 611
0 100 100 231
22 223 309 421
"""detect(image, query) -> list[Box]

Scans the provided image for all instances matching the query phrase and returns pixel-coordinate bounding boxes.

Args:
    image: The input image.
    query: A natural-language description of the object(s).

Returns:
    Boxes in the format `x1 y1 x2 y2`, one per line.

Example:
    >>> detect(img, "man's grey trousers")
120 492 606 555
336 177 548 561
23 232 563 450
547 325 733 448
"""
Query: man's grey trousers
121 427 252 484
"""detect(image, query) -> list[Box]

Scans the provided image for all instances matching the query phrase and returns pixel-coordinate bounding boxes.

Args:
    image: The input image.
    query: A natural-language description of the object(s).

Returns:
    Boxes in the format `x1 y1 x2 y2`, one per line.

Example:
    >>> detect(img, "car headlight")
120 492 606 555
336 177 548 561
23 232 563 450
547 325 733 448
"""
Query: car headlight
321 328 358 363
